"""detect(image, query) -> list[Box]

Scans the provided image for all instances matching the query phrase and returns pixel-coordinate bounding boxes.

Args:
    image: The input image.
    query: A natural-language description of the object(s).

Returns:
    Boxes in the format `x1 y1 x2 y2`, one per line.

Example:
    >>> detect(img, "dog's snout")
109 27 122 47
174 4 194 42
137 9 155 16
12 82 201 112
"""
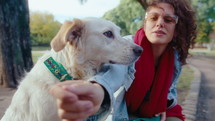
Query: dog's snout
133 46 143 56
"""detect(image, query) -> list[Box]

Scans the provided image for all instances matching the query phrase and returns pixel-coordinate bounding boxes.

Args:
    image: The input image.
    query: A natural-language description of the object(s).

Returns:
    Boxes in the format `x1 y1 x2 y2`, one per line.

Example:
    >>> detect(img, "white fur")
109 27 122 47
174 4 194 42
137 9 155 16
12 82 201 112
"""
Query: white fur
1 18 142 121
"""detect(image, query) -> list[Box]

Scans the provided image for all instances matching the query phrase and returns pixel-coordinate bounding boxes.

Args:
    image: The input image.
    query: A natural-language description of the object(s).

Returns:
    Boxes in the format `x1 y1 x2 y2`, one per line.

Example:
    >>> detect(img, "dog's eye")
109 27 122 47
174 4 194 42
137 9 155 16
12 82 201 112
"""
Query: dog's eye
103 31 114 39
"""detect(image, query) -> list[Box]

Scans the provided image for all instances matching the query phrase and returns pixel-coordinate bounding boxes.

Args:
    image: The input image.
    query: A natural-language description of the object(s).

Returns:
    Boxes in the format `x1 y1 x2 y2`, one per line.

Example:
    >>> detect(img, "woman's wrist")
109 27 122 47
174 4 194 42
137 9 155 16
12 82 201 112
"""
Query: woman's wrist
91 82 110 108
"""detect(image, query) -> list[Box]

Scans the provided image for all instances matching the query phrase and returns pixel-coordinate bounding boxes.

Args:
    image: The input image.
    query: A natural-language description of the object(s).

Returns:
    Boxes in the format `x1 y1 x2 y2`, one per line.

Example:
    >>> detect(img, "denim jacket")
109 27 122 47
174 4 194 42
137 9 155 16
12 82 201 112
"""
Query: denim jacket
87 50 182 121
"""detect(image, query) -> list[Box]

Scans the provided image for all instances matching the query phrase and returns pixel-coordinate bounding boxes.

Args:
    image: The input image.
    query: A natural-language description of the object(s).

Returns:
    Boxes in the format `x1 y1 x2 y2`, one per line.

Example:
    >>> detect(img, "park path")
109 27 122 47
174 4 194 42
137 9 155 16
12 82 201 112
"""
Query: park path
188 55 215 121
0 87 16 118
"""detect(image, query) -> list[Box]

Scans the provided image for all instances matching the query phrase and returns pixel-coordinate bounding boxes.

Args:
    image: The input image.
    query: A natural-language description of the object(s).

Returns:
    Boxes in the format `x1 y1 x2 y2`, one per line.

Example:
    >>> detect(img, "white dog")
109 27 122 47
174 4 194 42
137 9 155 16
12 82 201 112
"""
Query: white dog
1 18 143 121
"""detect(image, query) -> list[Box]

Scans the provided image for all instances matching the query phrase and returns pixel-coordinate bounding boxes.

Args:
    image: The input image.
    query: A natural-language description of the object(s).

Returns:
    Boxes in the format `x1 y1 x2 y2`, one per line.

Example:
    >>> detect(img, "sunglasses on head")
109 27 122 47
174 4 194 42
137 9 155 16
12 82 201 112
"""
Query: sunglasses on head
145 12 178 24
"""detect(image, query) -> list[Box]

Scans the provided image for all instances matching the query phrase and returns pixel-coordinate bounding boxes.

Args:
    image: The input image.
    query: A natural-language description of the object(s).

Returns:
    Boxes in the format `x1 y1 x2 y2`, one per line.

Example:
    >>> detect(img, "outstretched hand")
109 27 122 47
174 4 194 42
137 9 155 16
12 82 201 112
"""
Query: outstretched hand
50 81 105 121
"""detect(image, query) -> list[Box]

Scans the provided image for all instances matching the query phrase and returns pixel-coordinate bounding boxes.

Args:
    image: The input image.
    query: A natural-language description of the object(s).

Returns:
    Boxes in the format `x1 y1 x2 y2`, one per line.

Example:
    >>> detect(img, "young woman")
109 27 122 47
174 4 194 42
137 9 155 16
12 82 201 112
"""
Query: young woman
50 0 197 121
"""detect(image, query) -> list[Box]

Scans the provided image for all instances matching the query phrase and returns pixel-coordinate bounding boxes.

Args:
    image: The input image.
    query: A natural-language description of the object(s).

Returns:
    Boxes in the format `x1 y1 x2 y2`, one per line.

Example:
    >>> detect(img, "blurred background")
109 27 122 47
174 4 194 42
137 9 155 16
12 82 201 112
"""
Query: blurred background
0 0 215 120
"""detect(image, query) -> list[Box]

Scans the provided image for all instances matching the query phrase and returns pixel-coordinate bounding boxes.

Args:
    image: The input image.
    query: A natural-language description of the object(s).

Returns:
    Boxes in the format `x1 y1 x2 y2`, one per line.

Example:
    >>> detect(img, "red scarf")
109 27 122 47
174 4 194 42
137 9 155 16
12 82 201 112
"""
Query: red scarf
125 28 174 117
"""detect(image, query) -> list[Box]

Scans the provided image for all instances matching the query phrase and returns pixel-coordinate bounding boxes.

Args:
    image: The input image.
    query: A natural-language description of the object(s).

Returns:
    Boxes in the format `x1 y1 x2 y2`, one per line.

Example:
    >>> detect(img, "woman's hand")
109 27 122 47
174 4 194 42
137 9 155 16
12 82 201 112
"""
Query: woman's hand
50 81 105 121
155 112 166 121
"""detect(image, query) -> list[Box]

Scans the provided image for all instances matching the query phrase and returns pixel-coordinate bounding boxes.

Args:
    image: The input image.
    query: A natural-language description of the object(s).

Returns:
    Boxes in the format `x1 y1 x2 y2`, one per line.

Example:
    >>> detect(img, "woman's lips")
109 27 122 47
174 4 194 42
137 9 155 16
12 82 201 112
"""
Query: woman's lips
153 30 166 36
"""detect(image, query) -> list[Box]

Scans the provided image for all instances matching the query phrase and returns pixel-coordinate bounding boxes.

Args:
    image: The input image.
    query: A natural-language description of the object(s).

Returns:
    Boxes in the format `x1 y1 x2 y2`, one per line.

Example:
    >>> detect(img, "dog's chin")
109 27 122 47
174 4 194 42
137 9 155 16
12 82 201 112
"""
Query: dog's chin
109 60 117 64
109 58 138 65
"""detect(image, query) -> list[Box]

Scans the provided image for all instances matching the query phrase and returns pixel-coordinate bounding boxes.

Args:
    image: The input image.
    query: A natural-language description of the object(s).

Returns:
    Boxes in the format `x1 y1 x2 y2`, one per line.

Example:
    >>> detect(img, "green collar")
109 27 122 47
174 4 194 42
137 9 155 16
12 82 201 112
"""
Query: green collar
44 57 74 82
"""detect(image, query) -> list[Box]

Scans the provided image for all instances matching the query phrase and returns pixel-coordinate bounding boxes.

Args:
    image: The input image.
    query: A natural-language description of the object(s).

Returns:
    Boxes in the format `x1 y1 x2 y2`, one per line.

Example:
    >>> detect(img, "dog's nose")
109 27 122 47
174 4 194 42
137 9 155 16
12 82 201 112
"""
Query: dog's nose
133 46 143 56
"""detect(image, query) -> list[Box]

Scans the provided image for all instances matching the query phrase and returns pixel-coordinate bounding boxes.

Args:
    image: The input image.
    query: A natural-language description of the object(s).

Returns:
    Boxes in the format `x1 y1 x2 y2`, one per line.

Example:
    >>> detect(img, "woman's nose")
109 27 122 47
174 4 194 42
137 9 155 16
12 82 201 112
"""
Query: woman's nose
156 18 165 28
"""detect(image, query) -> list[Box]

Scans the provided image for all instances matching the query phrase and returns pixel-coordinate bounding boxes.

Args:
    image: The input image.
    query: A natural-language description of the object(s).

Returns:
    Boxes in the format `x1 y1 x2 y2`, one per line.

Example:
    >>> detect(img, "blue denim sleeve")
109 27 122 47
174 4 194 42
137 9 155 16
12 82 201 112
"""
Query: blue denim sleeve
87 64 135 120
167 50 182 109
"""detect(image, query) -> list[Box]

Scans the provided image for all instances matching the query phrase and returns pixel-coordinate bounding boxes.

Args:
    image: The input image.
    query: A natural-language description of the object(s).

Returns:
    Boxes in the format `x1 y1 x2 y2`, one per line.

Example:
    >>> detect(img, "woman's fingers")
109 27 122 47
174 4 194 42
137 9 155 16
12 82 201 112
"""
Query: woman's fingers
155 112 166 121
50 81 79 102
160 112 166 121
63 82 105 114
57 99 93 112
58 102 93 120
50 80 105 120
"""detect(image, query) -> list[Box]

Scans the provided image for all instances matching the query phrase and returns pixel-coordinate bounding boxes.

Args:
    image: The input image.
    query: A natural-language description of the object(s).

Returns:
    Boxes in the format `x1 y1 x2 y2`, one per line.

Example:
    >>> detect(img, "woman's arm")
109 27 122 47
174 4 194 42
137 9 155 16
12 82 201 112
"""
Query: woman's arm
167 50 182 109
50 64 134 121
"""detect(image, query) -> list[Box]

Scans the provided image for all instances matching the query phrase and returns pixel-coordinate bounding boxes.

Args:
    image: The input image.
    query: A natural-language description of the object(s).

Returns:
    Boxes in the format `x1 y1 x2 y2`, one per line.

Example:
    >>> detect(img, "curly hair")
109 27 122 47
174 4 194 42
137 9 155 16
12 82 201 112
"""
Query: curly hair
146 0 197 64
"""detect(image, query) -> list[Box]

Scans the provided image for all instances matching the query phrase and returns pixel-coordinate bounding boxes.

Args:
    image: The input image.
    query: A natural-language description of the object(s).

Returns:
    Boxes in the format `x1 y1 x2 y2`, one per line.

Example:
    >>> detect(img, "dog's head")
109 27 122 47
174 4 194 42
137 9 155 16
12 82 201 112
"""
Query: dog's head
51 18 143 65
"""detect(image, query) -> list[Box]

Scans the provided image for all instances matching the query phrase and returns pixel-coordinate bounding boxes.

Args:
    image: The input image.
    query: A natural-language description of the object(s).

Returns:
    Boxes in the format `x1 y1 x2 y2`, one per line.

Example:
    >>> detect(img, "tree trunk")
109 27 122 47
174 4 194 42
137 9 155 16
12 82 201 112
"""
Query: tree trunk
0 0 33 88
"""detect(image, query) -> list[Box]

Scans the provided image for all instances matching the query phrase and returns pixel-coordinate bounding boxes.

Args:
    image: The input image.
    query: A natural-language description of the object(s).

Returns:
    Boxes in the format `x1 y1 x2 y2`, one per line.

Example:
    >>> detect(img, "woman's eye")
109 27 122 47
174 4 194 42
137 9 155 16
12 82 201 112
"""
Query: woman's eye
148 15 158 22
164 17 176 24
151 17 158 21
103 31 114 39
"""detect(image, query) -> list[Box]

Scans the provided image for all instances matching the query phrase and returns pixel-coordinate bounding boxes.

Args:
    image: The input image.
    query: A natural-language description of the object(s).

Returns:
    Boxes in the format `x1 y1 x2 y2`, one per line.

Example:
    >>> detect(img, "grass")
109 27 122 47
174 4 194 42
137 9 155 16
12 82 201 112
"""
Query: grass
32 46 51 51
32 46 50 63
189 48 215 56
177 65 194 105
32 52 44 63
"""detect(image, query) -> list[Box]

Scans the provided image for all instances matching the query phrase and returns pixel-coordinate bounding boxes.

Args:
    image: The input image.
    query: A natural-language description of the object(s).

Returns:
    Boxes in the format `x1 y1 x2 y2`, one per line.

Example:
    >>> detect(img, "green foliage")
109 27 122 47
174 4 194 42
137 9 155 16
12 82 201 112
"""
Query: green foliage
196 22 213 43
178 66 194 89
191 0 215 44
30 11 62 45
194 0 215 22
103 0 145 35
212 22 215 30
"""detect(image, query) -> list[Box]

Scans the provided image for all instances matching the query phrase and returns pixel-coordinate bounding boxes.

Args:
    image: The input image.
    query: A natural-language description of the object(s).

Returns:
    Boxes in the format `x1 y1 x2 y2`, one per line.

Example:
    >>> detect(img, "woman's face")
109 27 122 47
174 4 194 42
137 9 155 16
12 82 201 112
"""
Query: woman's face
144 3 177 46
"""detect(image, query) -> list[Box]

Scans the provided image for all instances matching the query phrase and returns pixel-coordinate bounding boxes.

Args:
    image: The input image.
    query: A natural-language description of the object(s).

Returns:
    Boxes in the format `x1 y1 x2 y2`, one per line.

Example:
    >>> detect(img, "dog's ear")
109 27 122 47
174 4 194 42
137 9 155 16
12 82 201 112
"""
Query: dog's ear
51 19 84 52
